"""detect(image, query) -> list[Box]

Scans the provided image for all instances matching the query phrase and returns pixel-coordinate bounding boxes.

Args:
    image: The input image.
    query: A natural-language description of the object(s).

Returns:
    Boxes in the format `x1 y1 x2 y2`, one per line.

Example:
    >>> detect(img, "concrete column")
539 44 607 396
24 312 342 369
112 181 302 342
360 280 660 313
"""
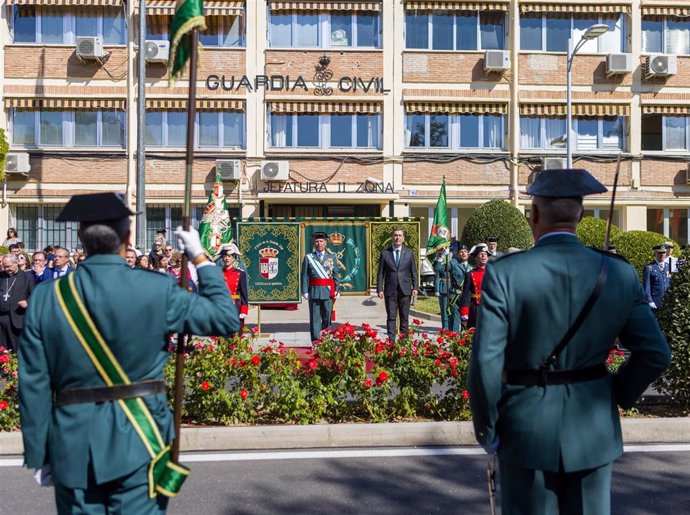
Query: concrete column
245 0 265 218
509 0 520 206
386 0 402 203
126 1 138 239
625 205 647 231
1 5 11 236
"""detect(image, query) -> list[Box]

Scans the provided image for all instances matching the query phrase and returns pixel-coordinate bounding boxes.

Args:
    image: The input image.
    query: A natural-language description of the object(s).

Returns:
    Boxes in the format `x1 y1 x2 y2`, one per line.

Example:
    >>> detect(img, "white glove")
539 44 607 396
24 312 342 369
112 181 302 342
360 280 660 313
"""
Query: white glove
303 293 309 300
239 313 246 319
434 292 440 297
335 292 340 299
33 465 54 487
649 302 658 309
174 226 205 261
461 315 469 321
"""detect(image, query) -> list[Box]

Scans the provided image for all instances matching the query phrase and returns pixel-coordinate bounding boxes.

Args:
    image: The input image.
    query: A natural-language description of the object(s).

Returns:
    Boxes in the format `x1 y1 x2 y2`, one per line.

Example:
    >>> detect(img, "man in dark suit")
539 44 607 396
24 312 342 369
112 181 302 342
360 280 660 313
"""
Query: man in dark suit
376 227 418 341
48 247 74 279
468 169 670 515
19 193 238 514
643 244 671 316
30 251 51 284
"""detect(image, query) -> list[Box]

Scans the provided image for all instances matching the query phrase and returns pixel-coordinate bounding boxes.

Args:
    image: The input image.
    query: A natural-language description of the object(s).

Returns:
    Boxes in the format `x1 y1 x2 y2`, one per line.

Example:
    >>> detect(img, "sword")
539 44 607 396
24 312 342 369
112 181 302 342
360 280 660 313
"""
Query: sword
487 454 497 515
603 152 621 250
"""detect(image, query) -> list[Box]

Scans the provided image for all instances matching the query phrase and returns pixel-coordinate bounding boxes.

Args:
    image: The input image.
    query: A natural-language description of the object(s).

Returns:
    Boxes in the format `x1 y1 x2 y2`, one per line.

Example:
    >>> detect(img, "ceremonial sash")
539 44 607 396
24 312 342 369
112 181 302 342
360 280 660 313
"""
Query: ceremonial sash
54 274 189 499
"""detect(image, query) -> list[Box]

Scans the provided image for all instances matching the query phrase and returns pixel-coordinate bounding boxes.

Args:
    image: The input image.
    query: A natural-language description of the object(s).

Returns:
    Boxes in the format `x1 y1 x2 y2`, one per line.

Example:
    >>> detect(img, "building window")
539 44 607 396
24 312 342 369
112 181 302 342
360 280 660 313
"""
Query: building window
269 11 381 48
520 13 624 53
641 114 690 152
405 10 505 50
583 208 621 228
145 111 246 149
11 110 126 148
642 16 690 54
405 113 505 150
647 208 689 245
519 116 625 151
14 205 80 252
269 113 382 149
11 6 126 45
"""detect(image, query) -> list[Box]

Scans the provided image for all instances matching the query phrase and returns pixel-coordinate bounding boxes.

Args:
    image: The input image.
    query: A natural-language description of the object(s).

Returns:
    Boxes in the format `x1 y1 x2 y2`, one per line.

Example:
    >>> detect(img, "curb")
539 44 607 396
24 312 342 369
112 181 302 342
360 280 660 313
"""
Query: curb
2 418 689 456
409 308 441 322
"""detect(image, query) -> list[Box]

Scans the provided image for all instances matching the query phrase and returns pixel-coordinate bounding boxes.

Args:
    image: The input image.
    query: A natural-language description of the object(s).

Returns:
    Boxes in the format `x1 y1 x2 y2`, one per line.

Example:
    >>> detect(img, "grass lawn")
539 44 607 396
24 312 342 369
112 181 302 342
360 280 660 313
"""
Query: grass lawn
413 295 441 316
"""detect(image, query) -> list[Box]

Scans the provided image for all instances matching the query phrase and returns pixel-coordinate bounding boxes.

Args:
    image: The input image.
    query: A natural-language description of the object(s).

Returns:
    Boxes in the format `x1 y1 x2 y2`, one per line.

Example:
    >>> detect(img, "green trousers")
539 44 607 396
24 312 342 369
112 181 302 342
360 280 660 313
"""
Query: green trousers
308 297 332 342
55 462 169 515
500 460 612 515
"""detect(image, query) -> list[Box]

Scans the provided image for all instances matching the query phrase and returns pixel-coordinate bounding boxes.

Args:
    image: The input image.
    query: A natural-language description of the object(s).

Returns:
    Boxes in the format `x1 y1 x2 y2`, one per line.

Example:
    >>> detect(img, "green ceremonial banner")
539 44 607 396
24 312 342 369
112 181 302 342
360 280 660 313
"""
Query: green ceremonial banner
237 222 301 303
168 0 206 84
426 180 450 258
369 221 421 289
303 222 368 294
198 172 233 260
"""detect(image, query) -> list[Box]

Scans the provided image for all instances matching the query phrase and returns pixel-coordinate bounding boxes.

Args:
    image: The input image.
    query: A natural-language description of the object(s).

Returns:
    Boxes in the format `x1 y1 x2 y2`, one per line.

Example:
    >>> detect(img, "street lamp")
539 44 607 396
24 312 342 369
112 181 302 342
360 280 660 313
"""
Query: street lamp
566 24 610 168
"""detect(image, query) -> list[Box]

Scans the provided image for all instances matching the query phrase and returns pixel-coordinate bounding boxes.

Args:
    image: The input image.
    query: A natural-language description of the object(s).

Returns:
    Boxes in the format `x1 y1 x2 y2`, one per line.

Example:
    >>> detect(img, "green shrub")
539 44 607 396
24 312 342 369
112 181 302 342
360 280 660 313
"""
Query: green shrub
656 249 690 410
0 129 8 182
576 216 621 248
460 199 533 251
611 231 679 278
0 247 8 256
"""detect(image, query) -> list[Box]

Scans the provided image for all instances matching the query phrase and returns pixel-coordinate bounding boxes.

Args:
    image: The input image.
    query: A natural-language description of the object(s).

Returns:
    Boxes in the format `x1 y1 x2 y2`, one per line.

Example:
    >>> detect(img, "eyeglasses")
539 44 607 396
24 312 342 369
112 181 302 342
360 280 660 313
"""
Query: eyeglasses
172 262 182 267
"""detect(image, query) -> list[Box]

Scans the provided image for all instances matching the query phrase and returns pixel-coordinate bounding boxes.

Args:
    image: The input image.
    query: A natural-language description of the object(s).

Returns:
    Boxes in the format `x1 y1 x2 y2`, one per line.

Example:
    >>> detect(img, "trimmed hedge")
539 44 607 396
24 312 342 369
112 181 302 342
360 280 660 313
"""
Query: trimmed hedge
0 129 8 182
611 231 679 278
576 216 621 248
460 199 533 251
657 250 690 409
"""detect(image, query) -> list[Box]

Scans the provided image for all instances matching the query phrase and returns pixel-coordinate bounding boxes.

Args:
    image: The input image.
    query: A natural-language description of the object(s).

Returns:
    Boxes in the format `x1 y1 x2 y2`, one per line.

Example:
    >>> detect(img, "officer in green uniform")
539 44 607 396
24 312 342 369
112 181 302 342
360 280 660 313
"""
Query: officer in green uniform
432 247 452 330
19 193 239 515
448 244 471 332
301 231 340 343
468 169 670 515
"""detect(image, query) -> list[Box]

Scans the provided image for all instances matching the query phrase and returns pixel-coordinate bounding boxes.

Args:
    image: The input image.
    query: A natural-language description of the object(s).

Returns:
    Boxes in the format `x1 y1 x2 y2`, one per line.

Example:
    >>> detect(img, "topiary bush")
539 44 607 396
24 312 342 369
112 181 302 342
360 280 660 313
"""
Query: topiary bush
460 199 533 251
611 231 679 278
0 129 8 182
576 216 621 248
656 249 690 411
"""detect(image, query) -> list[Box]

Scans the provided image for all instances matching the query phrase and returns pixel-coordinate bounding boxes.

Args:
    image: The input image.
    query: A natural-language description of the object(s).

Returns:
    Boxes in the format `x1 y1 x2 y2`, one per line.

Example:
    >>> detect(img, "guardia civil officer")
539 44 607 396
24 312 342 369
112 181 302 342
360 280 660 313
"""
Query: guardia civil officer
19 193 239 515
432 247 452 330
642 244 671 316
468 169 670 515
301 231 340 343
448 244 471 332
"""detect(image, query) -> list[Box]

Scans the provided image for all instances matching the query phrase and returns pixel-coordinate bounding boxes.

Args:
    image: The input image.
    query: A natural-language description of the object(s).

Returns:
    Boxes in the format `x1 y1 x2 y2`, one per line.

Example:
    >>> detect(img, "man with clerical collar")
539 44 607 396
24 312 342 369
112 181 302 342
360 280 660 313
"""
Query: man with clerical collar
301 231 340 343
468 169 670 515
643 244 671 316
18 192 238 514
0 254 34 352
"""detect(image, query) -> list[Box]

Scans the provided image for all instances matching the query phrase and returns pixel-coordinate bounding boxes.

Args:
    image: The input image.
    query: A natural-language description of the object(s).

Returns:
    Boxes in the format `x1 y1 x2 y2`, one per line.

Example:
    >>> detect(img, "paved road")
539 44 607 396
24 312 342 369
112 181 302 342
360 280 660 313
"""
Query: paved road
1 447 687 514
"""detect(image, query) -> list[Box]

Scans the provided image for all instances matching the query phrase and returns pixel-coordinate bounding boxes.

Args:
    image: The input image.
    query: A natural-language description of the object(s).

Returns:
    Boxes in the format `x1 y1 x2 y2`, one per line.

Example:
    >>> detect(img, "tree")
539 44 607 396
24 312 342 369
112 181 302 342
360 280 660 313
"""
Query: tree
611 230 679 278
460 199 533 251
576 216 621 248
656 249 690 410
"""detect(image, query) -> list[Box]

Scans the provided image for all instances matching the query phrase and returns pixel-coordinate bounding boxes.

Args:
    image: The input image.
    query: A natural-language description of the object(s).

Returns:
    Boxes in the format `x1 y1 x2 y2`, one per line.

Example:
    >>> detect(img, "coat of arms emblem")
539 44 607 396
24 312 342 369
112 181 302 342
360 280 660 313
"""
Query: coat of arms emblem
259 247 279 279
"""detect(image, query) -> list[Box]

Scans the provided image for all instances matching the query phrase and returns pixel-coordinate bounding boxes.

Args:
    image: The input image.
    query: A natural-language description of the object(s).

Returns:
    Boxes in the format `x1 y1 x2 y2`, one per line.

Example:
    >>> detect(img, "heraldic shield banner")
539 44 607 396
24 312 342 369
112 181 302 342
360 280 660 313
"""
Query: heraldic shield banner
303 222 369 294
237 222 301 303
369 221 421 289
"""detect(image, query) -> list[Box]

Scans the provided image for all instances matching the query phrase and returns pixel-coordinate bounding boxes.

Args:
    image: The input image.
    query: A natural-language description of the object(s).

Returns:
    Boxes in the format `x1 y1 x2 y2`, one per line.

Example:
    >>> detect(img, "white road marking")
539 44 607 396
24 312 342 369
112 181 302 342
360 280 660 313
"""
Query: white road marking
2 444 689 467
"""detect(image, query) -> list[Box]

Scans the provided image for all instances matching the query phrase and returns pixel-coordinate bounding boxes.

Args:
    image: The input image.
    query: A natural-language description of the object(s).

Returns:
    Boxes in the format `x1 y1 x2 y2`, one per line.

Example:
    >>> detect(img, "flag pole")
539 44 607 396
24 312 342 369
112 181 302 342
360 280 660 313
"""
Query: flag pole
172 28 200 464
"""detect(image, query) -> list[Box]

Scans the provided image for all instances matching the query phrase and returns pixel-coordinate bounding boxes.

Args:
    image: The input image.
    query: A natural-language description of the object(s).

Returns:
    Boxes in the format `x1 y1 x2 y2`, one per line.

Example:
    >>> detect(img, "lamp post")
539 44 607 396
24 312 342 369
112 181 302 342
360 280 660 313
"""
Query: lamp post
566 24 609 168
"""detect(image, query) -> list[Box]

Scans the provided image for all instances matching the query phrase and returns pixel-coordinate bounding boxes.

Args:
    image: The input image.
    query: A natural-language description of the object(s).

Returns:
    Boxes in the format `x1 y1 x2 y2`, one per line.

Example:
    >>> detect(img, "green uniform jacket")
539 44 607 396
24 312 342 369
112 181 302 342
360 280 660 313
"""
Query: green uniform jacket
19 255 239 489
468 234 670 473
301 250 340 300
432 256 451 295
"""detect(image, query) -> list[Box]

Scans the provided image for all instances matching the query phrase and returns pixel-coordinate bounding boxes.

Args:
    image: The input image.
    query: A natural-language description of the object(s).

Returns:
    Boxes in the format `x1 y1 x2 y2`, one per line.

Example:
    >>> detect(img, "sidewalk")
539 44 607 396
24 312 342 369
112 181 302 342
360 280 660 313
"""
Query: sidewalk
248 294 442 347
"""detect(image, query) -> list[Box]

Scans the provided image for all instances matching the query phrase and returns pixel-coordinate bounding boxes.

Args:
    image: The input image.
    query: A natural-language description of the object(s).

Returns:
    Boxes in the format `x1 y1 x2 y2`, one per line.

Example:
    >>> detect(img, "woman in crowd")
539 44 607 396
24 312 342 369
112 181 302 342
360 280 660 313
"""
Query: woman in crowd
136 254 150 269
17 253 29 272
168 253 198 293
3 228 21 247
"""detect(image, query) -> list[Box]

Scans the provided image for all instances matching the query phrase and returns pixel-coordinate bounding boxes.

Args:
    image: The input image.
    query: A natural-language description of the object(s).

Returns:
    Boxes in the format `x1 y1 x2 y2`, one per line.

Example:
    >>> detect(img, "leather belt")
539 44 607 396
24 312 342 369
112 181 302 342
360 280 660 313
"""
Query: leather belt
503 363 608 387
55 379 166 406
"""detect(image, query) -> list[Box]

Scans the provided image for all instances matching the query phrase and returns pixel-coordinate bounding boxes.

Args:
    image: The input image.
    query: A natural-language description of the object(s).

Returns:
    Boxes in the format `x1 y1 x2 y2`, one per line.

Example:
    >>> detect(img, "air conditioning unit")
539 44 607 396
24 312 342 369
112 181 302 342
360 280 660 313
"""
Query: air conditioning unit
541 157 567 170
260 160 290 181
216 159 241 180
484 50 510 72
606 53 633 75
76 36 108 62
645 54 677 78
686 163 690 186
145 40 170 63
4 152 30 175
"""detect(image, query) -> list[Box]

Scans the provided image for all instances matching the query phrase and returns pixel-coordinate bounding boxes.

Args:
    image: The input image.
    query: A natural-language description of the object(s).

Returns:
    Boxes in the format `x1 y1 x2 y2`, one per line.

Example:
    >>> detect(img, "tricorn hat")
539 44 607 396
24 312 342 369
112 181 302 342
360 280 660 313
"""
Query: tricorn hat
220 242 242 256
526 169 607 198
312 231 328 241
56 192 136 222
486 236 499 243
469 243 489 256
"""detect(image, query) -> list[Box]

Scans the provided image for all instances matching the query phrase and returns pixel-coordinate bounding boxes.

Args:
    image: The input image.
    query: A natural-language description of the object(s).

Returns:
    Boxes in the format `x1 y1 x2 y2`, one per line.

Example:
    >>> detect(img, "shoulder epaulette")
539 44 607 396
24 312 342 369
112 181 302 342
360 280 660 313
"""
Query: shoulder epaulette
491 249 527 263
587 246 631 264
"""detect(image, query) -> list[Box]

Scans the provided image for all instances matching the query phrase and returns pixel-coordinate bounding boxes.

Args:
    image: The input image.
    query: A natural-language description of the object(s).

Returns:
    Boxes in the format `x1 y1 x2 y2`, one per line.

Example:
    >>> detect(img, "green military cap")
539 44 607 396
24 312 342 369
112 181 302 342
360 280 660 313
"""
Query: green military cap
527 169 607 198
56 193 135 222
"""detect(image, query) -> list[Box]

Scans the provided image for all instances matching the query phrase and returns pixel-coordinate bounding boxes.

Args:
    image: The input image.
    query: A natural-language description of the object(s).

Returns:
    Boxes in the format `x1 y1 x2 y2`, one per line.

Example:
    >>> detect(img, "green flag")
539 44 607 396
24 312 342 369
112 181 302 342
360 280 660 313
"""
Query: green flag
426 180 450 258
198 172 233 259
168 0 206 84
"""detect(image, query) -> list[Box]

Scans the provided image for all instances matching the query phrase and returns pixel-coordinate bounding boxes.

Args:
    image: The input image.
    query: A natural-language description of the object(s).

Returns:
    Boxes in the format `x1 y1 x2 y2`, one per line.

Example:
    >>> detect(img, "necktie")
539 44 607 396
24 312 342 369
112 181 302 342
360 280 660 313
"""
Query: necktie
395 249 400 266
